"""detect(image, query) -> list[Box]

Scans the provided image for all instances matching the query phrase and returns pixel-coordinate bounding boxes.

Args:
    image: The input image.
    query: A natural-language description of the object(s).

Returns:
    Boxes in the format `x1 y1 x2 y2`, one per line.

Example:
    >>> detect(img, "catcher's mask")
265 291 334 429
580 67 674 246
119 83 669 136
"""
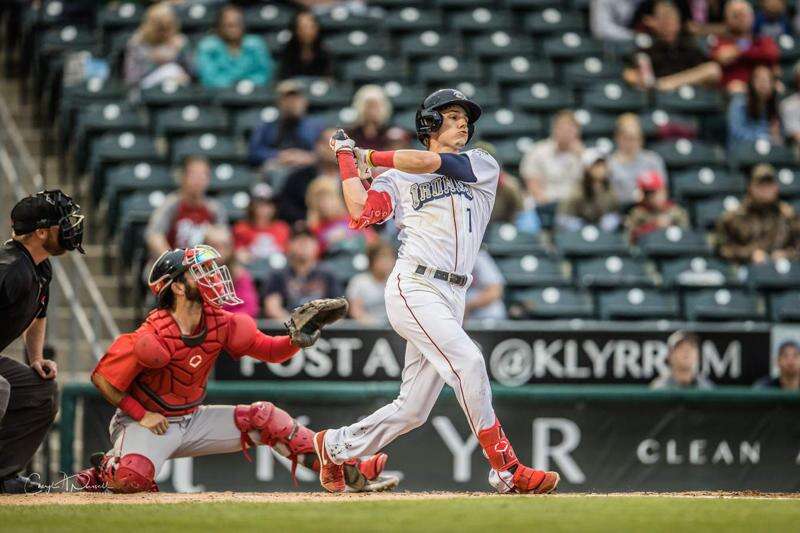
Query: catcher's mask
415 88 482 146
148 245 242 308
11 189 85 253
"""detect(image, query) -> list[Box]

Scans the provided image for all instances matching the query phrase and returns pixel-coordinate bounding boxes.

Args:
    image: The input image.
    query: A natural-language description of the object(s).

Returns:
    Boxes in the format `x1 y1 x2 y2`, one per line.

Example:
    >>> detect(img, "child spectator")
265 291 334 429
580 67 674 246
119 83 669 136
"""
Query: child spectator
232 184 290 263
625 170 689 243
204 225 259 318
346 241 396 325
727 64 782 150
196 4 273 89
557 149 621 233
609 113 667 204
278 10 332 79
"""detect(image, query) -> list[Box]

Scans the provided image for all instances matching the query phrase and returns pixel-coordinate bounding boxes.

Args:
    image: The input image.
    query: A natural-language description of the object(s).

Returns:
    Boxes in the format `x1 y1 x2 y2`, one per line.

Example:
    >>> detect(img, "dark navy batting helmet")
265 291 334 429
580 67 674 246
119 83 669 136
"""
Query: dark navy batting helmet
414 88 482 146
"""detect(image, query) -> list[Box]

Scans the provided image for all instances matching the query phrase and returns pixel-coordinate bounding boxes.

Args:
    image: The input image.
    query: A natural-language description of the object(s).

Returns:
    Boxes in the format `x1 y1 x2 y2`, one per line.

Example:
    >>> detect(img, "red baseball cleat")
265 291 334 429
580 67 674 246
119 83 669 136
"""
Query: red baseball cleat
313 430 345 493
512 464 560 494
356 452 388 481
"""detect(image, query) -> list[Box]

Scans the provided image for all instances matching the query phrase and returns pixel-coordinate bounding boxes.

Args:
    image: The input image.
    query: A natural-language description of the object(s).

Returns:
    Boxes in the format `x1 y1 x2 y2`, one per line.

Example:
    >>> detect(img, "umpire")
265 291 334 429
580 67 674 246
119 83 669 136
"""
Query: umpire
0 189 84 493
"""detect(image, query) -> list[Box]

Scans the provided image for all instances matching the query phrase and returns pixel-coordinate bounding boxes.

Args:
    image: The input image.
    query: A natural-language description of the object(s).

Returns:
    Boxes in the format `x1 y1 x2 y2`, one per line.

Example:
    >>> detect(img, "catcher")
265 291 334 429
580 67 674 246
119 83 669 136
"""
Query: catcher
75 244 397 493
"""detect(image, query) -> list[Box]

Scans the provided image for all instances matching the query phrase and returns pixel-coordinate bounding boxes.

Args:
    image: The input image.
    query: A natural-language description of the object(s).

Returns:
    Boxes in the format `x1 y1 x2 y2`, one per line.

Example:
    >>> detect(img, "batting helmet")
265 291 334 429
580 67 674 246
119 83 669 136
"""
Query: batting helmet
415 88 482 146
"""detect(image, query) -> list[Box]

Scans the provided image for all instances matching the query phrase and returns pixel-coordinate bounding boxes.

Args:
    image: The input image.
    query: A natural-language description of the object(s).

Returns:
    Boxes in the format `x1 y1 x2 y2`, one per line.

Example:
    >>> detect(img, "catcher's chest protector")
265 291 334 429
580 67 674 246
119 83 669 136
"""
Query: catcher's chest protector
132 305 230 416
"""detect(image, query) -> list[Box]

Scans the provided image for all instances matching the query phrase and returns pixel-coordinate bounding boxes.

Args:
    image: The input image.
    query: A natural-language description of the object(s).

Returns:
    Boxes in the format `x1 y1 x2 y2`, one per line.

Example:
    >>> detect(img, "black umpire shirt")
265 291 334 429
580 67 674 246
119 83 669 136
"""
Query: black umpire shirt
0 240 51 353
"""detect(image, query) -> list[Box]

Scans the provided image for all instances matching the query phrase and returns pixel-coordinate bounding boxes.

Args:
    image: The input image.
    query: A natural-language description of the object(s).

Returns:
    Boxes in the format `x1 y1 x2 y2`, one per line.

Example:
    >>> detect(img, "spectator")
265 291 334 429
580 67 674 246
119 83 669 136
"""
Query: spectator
347 85 394 151
346 241 395 325
753 0 791 40
624 0 722 91
710 0 779 93
203 225 259 318
625 170 689 243
715 163 800 264
145 155 228 257
248 79 324 170
591 0 643 42
685 0 729 36
557 149 621 232
780 61 800 146
754 340 800 390
727 64 782 149
466 250 507 321
609 113 667 204
124 2 192 89
306 176 376 256
195 4 273 89
651 331 715 389
519 110 584 207
470 141 525 227
261 223 341 320
232 183 290 263
278 10 332 80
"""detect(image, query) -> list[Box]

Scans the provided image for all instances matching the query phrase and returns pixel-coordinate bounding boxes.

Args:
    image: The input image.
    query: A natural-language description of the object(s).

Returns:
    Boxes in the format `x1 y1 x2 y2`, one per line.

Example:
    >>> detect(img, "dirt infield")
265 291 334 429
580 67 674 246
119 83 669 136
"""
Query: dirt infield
1 490 798 506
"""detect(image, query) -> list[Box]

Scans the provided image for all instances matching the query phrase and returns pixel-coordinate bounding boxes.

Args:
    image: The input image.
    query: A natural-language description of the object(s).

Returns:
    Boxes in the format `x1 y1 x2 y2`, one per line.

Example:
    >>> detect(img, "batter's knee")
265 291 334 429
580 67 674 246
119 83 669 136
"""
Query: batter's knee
234 401 314 456
0 375 9 421
104 453 158 493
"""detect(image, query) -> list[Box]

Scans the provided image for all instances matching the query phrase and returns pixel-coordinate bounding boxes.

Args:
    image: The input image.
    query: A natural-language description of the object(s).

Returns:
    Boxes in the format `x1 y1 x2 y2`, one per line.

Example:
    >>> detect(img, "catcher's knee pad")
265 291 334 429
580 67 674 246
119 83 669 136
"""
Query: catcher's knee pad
103 453 158 493
234 401 314 457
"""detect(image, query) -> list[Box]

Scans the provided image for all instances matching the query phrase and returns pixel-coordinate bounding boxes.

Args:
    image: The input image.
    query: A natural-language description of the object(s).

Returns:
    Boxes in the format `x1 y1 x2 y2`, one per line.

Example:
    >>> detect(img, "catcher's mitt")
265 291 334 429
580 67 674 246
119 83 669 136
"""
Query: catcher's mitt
286 297 349 348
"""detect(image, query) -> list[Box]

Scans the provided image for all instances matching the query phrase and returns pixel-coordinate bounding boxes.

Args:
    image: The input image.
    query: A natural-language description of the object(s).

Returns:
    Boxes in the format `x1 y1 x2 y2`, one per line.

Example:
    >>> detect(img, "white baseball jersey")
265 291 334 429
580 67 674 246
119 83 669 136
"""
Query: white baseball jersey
370 148 500 276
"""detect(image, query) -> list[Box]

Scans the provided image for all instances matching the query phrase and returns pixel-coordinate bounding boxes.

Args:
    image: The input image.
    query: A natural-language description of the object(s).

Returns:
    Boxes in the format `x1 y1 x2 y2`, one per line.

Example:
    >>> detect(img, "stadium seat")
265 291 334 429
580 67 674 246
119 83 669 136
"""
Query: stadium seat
316 6 374 32
98 2 144 33
489 56 555 85
654 86 723 114
233 105 279 140
140 82 212 110
492 137 535 168
574 256 653 288
553 226 629 257
507 0 563 9
175 2 217 32
477 108 542 139
524 8 585 35
693 195 741 229
507 286 595 319
39 25 95 57
216 191 251 222
775 167 800 198
452 83 503 108
543 32 603 61
382 82 427 110
496 254 569 287
435 0 494 9
776 34 800 63
659 256 735 288
213 81 276 110
322 253 370 286
306 80 354 111
571 109 616 138
170 134 245 165
154 105 230 138
483 223 549 256
582 82 648 113
683 289 764 321
469 31 537 59
562 56 624 87
509 83 577 113
90 132 164 203
450 8 513 33
104 163 175 235
637 226 711 258
264 30 292 57
74 103 148 174
598 288 680 320
731 140 796 168
746 260 800 290
325 31 392 59
650 139 722 169
771 291 800 322
59 78 127 150
243 4 295 32
319 107 359 129
343 55 409 84
208 164 257 194
637 109 698 140
416 56 483 86
383 8 444 32
399 31 463 60
671 167 746 200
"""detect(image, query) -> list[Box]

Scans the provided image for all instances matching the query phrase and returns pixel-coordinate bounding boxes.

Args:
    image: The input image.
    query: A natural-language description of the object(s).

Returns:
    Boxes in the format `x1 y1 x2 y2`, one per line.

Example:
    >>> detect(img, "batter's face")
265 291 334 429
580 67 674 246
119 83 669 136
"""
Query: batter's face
430 105 469 150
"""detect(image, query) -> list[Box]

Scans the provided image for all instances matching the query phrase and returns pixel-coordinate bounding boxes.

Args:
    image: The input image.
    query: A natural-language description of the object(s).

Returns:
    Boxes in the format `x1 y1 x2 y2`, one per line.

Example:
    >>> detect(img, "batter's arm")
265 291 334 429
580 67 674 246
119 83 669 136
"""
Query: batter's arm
360 149 480 183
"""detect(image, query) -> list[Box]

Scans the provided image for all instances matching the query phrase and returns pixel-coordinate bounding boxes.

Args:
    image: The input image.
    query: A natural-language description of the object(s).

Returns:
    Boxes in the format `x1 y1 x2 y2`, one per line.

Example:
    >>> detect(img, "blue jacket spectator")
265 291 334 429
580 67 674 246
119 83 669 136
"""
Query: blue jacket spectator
754 0 791 39
727 64 782 149
196 5 273 88
248 80 325 168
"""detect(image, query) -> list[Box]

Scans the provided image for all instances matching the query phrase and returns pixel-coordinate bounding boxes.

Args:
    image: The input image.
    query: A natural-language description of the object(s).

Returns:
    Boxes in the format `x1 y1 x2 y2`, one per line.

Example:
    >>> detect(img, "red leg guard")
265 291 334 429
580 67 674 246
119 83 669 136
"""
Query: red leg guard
477 419 519 472
100 454 159 494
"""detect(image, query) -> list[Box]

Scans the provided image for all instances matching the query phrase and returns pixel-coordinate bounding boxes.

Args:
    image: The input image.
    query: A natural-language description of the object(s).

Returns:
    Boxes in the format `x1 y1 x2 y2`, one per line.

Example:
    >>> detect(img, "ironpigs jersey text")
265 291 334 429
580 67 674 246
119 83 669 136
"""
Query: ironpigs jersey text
371 148 499 276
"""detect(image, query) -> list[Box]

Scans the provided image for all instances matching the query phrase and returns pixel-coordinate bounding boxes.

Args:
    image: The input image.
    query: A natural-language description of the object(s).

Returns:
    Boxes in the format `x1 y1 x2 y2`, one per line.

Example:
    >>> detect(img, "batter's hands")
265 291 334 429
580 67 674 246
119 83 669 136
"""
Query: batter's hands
31 359 57 380
354 147 374 181
329 129 355 154
140 412 170 435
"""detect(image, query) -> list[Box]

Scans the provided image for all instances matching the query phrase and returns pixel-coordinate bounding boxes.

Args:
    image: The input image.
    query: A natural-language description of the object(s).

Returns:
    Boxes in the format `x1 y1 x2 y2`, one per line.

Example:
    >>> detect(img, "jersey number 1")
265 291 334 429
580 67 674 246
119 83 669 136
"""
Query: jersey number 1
466 207 473 233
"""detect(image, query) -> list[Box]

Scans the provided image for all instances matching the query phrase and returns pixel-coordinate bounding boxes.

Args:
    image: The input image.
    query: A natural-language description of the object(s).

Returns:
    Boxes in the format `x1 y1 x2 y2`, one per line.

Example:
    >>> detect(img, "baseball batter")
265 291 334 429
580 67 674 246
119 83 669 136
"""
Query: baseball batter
313 89 560 494
75 245 396 493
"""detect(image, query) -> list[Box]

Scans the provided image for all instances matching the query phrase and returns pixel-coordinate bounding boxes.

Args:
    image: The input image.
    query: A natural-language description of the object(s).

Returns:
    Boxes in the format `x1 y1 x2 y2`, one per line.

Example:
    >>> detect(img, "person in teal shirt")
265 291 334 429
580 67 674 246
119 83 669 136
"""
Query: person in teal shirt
196 4 273 88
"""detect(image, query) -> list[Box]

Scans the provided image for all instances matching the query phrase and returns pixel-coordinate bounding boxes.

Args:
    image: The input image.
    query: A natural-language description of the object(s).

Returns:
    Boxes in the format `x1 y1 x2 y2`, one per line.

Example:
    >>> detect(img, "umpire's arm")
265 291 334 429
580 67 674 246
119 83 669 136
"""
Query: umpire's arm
24 318 56 380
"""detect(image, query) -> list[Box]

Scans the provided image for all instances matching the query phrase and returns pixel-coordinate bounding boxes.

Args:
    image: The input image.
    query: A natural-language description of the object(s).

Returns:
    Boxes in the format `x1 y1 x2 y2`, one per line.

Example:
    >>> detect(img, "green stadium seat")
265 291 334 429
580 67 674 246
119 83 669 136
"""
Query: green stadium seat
141 82 212 110
306 80 354 111
233 106 279 139
553 226 628 257
217 191 252 223
683 289 764 321
771 291 800 322
118 189 168 234
400 31 463 60
209 164 257 194
435 0 494 9
637 109 698 139
317 6 374 32
508 286 595 319
171 134 245 165
416 56 483 86
524 9 585 35
175 2 217 32
484 223 549 256
325 31 392 59
91 132 164 203
40 25 95 56
74 103 148 174
509 83 577 113
776 34 800 63
382 82 427 110
98 2 143 32
654 86 723 114
638 227 711 258
213 81 276 110
562 56 624 87
154 105 230 138
572 109 616 138
104 163 175 235
650 139 722 169
582 82 648 113
243 4 295 32
775 167 800 198
384 8 444 32
469 32 537 59
496 254 568 287
264 29 292 56
343 55 409 84
391 108 419 131
450 8 513 32
574 256 653 288
59 79 127 148
319 107 360 129
693 194 741 229
746 260 800 290
543 32 603 61
492 138 535 169
450 83 503 108
598 288 680 320
489 56 555 85
322 253 370 286
659 256 734 288
671 167 746 200
731 140 796 168
508 0 564 8
478 108 542 139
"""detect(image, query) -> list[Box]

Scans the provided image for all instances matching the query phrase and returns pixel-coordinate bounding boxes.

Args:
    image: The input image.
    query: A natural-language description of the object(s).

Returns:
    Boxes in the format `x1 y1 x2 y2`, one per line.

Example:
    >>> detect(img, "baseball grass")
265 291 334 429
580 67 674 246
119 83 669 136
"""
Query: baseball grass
1 495 799 533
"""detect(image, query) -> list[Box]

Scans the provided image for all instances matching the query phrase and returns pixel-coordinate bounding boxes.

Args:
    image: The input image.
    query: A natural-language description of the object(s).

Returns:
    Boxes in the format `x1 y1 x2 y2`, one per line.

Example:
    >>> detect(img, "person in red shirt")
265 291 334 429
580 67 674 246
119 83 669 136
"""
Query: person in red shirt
710 0 780 93
232 183 290 263
625 170 691 243
74 245 396 493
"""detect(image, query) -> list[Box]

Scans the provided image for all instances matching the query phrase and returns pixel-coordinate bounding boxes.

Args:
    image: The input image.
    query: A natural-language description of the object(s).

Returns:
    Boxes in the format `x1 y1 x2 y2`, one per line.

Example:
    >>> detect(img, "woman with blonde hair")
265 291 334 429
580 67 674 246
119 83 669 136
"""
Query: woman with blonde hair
124 2 192 89
305 176 376 255
348 85 395 150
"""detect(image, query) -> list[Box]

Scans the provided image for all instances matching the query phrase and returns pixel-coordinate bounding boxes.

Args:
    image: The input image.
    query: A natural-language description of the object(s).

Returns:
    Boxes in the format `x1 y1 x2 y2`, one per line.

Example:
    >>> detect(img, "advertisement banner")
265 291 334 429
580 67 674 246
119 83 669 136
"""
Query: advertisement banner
214 325 772 386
